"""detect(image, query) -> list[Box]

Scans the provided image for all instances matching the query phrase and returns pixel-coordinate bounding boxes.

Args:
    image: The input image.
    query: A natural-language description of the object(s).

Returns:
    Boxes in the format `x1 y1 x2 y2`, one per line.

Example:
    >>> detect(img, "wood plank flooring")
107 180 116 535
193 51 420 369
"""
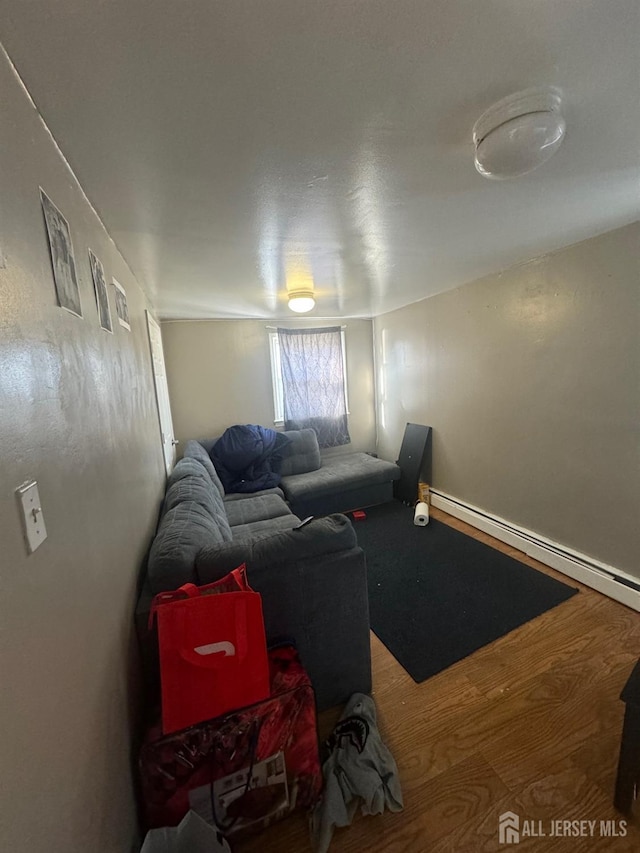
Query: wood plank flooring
237 507 640 852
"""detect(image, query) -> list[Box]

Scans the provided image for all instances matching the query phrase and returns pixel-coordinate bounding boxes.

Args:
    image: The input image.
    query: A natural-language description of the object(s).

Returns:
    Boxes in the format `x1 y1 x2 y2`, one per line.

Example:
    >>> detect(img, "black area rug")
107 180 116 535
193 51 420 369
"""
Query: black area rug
355 502 578 683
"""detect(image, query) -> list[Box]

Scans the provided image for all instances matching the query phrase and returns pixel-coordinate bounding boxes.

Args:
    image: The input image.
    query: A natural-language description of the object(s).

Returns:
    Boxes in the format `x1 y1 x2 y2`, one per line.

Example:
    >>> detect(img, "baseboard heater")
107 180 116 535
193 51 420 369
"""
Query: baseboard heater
430 489 640 613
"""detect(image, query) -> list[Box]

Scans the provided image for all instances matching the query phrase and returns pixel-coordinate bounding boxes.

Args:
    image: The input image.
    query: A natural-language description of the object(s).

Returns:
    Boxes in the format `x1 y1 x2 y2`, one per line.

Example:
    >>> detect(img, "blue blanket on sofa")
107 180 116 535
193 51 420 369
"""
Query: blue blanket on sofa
211 424 291 494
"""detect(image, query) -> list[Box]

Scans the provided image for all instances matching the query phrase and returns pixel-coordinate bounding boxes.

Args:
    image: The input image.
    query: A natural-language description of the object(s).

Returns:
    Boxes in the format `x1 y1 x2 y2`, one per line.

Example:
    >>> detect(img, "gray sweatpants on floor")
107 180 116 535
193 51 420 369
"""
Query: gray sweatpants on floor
310 693 403 852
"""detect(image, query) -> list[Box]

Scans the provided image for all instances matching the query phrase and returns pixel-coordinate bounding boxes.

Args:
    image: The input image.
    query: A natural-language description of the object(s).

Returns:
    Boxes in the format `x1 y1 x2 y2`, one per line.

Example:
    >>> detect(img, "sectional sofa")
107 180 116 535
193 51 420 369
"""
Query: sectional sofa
136 428 400 711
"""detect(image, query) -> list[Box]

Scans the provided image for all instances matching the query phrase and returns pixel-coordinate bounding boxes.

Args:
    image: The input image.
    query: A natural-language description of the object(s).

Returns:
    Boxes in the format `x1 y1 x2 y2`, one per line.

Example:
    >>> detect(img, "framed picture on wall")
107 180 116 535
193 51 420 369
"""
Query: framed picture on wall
40 188 82 318
88 249 112 332
112 278 131 330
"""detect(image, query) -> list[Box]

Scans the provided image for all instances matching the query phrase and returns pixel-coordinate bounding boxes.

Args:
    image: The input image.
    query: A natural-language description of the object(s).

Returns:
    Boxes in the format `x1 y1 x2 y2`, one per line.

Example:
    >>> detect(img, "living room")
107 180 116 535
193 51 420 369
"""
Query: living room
1 3 639 852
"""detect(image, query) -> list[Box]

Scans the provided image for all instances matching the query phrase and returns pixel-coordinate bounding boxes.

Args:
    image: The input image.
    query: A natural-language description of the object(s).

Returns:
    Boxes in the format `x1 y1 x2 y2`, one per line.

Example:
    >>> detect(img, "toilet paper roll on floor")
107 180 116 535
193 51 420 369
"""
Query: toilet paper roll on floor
414 501 430 526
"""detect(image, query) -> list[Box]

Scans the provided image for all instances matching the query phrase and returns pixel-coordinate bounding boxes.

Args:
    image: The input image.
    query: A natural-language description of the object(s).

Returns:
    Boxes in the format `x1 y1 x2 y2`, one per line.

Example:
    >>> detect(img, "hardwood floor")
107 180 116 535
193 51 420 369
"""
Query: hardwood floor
237 508 640 852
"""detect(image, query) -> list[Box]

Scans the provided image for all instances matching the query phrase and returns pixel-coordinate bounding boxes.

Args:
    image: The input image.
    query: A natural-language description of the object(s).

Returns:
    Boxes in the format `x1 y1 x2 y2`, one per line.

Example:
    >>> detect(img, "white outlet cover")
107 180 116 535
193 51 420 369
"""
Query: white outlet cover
16 480 47 553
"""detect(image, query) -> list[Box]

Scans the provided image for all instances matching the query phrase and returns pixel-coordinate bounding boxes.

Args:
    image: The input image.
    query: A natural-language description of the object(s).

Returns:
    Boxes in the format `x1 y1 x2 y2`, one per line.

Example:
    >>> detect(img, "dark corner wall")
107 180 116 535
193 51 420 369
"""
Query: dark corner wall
0 49 166 852
374 222 640 577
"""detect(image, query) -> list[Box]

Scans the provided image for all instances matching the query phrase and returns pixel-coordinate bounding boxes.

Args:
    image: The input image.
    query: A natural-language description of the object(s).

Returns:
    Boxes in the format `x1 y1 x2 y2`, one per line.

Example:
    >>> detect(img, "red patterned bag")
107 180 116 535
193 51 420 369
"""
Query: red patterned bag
139 645 323 836
150 565 270 734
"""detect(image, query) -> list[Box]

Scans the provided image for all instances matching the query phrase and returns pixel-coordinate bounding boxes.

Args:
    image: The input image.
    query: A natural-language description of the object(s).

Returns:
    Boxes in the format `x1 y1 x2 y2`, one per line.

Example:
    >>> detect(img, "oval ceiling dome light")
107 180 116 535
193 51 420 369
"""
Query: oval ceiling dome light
473 88 565 180
288 289 316 313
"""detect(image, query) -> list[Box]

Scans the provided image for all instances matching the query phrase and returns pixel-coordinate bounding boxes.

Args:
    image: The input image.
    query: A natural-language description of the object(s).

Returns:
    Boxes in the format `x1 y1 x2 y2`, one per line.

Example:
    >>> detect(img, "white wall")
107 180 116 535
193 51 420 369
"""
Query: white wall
374 222 640 576
161 318 378 456
0 50 166 852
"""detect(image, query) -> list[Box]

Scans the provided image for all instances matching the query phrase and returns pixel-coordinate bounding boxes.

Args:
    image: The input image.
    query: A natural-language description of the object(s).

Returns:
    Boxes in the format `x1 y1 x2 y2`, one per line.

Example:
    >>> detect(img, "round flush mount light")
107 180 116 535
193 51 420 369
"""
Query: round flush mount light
288 289 316 313
473 88 565 179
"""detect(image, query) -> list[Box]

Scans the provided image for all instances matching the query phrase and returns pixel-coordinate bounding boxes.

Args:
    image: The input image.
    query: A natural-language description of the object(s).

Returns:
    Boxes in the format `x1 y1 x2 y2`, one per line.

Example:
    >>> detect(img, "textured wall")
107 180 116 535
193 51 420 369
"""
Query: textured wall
374 223 640 575
0 51 166 852
161 318 377 456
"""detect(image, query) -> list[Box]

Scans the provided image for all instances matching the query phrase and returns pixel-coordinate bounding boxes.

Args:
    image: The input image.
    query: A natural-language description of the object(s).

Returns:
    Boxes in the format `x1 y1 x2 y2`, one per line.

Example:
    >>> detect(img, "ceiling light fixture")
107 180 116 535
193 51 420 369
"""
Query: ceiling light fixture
473 88 565 180
288 289 316 313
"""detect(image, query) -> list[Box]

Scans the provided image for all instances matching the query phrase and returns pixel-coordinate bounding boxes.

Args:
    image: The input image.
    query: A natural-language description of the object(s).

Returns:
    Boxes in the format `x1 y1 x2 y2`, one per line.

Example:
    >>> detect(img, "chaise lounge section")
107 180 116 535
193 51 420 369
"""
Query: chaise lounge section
275 427 401 517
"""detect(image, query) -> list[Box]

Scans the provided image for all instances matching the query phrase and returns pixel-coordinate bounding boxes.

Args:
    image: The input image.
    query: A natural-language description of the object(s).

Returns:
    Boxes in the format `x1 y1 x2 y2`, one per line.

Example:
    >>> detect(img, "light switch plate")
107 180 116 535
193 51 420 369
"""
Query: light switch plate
16 480 47 553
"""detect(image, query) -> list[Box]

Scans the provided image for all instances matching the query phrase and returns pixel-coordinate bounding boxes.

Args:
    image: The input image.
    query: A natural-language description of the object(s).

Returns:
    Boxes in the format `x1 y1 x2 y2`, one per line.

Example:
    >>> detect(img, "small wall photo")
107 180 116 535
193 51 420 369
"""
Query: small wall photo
40 188 82 318
89 249 112 332
113 278 131 331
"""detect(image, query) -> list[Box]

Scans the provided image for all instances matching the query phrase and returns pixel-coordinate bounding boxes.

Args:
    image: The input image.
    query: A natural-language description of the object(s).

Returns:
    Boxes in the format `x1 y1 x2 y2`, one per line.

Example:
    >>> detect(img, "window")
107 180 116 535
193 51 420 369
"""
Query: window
269 329 349 425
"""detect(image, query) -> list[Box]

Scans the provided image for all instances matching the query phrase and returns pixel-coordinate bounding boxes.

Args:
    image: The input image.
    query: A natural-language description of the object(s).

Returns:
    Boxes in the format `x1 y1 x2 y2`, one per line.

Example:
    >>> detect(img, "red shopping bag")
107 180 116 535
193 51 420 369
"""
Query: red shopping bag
150 565 270 734
139 646 323 834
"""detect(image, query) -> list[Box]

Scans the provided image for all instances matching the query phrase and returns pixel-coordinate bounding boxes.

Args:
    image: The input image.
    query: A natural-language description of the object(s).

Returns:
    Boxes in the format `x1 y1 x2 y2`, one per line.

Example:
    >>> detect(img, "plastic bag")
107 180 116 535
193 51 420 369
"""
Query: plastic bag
141 810 231 853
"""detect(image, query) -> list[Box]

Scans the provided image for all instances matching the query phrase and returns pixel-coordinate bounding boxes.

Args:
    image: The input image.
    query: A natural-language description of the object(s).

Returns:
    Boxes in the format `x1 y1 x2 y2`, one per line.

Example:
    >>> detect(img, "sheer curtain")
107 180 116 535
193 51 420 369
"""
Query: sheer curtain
277 327 351 448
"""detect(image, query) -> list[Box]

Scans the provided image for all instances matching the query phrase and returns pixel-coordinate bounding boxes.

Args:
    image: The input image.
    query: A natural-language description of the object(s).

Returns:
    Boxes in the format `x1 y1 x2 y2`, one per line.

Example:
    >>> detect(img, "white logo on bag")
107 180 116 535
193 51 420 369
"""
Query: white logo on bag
194 641 236 656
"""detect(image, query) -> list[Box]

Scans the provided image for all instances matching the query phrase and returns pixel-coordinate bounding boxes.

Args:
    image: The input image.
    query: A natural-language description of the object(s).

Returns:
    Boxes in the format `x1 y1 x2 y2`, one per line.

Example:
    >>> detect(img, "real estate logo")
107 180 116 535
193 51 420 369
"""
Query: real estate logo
499 811 520 845
498 811 627 844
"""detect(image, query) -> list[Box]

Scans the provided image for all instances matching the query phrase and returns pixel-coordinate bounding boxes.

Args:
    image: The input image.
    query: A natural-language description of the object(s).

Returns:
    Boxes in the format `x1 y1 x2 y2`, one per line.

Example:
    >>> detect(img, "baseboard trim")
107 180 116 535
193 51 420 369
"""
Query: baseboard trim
430 490 640 613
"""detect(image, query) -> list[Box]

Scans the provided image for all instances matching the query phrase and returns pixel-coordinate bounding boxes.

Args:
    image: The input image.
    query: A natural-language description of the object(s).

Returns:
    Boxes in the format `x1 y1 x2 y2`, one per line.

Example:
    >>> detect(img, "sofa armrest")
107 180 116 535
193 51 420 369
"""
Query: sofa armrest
252 547 372 710
195 513 356 582
195 513 371 711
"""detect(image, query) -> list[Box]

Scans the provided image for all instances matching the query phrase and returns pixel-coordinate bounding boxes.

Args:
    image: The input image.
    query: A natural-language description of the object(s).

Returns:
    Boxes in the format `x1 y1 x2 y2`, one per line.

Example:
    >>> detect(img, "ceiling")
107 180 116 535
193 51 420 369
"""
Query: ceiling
1 1 638 319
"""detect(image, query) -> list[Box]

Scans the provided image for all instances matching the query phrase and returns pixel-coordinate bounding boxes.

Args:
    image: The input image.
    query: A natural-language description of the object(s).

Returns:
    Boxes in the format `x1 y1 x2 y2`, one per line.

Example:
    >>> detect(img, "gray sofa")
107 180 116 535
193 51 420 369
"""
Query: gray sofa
136 429 402 712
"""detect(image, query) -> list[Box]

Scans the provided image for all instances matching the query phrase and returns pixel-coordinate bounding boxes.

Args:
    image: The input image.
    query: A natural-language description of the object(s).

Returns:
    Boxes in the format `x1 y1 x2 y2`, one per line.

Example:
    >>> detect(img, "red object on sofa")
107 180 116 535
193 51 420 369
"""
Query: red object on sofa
139 645 323 834
150 565 270 734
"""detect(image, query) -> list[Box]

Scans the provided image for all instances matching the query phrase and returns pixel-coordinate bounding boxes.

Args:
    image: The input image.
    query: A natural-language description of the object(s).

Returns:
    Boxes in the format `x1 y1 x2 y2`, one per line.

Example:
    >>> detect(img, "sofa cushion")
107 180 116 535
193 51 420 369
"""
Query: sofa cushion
224 487 285 501
148 501 231 592
183 440 225 498
166 457 210 488
163 478 220 520
230 514 301 542
281 452 400 501
225 494 292 527
280 429 322 476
